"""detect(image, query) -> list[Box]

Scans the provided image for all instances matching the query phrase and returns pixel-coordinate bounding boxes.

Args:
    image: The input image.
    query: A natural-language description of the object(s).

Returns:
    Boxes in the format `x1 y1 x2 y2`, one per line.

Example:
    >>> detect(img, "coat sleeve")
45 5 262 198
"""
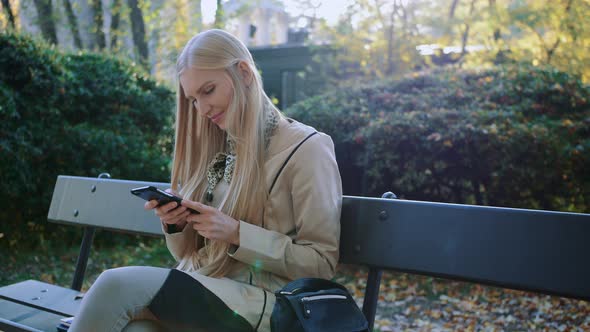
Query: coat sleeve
163 222 193 262
228 133 342 280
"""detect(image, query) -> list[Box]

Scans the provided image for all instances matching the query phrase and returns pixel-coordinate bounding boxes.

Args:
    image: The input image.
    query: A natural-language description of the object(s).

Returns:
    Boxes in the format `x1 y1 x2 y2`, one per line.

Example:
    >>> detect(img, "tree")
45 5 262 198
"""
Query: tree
311 0 426 81
307 0 590 85
32 0 58 44
501 0 590 80
110 0 122 50
127 0 148 68
1 0 15 29
91 0 106 50
145 0 204 80
214 0 224 29
62 0 82 49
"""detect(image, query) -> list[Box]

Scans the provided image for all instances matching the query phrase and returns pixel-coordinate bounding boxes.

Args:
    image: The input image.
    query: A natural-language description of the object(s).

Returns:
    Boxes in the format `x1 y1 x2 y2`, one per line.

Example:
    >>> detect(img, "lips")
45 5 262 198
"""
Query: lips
209 111 224 123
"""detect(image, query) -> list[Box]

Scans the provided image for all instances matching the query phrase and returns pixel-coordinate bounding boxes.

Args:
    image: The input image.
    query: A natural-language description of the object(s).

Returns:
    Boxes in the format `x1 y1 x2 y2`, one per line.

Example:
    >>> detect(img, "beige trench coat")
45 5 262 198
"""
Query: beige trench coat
163 118 343 331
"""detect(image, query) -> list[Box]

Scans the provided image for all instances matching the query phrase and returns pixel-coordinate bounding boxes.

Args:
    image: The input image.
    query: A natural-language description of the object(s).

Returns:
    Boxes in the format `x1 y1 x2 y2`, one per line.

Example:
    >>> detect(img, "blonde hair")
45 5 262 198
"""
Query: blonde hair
172 29 281 277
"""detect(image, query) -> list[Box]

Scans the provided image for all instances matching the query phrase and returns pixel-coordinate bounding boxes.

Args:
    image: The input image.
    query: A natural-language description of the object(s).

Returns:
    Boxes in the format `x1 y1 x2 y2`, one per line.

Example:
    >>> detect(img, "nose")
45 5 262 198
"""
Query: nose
192 99 210 116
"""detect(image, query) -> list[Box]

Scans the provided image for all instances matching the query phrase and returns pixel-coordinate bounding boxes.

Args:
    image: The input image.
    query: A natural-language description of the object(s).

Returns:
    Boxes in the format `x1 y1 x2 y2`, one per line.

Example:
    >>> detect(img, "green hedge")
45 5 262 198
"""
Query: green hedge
0 33 175 249
285 66 589 212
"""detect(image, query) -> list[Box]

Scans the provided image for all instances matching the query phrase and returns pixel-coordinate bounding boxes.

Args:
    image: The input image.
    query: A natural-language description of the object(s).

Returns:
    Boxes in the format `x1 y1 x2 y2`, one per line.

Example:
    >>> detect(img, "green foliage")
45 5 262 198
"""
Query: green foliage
0 32 175 249
285 65 589 212
311 0 590 86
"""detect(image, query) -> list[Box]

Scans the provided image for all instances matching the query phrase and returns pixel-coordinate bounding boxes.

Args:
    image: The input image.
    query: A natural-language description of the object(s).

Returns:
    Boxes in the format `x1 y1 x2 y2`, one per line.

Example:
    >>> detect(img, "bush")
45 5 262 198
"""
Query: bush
0 33 175 249
285 65 589 212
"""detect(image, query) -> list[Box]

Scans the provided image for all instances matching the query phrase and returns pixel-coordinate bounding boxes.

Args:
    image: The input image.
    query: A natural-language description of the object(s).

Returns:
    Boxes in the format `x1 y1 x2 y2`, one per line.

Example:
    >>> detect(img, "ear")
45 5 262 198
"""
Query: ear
237 61 254 87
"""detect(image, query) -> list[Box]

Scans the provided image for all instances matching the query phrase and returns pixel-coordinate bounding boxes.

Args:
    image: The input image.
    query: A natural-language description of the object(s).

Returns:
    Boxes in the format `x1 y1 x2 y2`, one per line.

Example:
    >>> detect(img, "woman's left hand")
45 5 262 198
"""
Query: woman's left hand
181 199 240 246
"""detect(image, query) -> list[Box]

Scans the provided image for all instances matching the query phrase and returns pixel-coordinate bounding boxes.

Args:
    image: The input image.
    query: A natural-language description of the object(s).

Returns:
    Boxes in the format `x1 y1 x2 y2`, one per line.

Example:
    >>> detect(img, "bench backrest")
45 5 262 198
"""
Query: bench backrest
339 196 590 302
49 176 166 236
48 175 590 302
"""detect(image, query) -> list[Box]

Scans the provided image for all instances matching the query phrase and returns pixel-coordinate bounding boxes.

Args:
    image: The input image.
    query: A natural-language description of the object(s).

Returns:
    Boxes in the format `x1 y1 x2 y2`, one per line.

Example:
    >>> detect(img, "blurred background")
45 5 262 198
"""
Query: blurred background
1 0 589 330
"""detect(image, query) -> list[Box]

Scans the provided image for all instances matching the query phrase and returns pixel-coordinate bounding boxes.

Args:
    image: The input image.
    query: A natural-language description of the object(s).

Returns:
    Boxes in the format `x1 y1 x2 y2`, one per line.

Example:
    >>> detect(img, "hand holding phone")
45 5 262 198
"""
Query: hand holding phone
130 186 198 233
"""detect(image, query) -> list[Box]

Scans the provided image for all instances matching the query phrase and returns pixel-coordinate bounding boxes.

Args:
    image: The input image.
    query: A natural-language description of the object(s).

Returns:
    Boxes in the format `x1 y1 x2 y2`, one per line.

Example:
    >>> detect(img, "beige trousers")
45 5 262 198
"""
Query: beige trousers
67 265 272 332
68 266 170 332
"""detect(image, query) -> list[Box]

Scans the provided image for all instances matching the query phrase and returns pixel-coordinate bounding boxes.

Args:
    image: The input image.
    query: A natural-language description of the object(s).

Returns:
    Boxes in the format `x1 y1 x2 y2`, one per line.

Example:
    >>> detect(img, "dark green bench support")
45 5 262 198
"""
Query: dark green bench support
1 174 589 331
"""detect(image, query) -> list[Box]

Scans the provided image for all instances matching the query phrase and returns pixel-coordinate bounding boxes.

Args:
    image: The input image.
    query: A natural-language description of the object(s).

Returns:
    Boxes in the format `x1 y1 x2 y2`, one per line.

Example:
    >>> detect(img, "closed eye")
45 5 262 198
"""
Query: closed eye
204 86 215 95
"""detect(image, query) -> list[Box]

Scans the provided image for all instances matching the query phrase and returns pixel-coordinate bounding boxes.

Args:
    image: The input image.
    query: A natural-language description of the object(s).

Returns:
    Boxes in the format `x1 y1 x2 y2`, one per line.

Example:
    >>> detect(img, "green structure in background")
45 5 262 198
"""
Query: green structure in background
250 45 312 109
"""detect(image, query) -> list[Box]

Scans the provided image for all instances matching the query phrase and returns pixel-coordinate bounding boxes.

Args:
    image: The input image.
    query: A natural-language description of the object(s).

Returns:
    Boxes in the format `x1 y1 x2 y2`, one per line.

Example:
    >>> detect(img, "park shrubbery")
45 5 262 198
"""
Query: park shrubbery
286 66 589 212
2 33 588 251
0 33 175 249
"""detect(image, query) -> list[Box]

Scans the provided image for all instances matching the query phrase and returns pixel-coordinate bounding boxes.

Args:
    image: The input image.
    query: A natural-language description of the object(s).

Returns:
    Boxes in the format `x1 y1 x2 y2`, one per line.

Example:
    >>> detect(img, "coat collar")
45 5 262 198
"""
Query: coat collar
267 117 317 159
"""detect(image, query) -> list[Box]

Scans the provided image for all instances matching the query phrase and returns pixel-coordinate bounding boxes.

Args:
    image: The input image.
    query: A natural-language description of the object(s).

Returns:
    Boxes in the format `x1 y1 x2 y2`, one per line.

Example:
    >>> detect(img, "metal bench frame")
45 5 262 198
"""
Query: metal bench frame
1 174 589 331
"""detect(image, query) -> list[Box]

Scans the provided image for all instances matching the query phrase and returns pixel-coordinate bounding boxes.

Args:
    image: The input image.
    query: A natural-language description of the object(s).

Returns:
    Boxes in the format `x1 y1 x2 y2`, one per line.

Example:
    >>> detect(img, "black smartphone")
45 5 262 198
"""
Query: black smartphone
130 185 199 214
130 186 198 233
131 185 183 206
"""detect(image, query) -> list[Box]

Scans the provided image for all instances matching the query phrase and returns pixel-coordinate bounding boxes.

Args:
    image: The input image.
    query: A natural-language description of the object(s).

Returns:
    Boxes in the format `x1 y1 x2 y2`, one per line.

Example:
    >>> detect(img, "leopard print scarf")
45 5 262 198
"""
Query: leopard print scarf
205 108 279 203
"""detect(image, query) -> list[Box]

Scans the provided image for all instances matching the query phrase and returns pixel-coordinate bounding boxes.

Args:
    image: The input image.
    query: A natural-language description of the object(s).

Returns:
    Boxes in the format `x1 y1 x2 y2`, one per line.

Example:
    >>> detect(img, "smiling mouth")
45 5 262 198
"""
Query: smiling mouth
210 111 224 123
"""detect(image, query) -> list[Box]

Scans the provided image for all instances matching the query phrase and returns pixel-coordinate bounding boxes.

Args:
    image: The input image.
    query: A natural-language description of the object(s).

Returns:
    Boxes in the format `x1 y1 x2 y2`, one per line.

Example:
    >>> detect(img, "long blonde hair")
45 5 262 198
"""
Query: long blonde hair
172 29 281 277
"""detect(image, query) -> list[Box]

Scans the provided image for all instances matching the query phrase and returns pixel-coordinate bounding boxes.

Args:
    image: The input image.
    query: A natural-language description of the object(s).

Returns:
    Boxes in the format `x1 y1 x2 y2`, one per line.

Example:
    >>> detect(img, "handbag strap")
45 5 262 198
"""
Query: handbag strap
268 131 318 195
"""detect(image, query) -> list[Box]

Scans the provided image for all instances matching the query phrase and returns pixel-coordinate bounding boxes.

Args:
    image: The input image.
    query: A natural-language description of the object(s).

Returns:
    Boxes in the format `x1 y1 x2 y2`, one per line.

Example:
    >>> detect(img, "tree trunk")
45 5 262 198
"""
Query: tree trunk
190 0 203 32
214 0 223 28
62 0 82 49
546 0 573 63
449 0 459 19
33 0 58 44
1 0 15 28
127 0 148 68
110 0 121 49
488 0 500 42
386 2 396 75
488 0 506 64
90 0 106 50
459 0 476 56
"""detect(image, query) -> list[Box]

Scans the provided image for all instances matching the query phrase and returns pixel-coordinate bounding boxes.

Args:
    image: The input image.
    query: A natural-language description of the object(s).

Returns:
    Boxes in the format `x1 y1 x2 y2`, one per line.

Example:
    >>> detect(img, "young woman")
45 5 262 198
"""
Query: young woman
69 29 342 332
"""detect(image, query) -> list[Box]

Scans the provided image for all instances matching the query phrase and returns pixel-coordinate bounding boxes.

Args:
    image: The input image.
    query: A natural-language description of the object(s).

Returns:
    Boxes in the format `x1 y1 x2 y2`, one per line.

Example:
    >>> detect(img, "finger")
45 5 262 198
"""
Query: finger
154 201 178 217
192 223 210 237
186 213 206 224
163 213 189 225
168 206 187 218
144 200 158 210
161 207 188 223
160 201 179 213
165 188 180 196
181 199 215 213
180 210 191 221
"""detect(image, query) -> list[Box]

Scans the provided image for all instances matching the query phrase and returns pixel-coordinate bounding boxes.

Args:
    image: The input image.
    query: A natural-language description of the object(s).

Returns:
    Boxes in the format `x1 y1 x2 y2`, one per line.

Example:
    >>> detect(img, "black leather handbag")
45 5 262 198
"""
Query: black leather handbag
270 278 369 332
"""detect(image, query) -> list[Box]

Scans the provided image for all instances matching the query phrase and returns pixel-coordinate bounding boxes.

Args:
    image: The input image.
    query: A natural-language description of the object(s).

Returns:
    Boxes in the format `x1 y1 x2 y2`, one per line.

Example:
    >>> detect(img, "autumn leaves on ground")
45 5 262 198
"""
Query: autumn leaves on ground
2 240 588 332
336 266 590 331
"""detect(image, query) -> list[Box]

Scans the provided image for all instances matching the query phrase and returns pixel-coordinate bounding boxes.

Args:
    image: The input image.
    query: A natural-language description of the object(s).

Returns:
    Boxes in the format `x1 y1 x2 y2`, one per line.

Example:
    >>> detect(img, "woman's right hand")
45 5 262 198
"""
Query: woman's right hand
144 190 191 231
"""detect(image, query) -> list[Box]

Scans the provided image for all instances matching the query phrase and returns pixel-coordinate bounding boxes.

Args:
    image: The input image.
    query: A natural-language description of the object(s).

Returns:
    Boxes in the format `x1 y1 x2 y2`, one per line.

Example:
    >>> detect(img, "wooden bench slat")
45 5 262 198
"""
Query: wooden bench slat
0 280 82 317
340 196 590 301
0 300 62 332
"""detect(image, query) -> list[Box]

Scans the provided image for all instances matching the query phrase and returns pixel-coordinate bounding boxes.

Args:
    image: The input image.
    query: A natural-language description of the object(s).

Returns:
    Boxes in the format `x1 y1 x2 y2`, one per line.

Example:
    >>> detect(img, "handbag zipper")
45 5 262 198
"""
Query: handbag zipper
300 294 347 301
301 294 347 318
278 287 302 295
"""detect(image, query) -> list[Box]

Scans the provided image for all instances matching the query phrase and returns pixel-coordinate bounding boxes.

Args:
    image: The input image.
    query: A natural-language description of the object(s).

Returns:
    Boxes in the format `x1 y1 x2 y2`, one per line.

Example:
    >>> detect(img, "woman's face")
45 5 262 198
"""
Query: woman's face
180 67 233 130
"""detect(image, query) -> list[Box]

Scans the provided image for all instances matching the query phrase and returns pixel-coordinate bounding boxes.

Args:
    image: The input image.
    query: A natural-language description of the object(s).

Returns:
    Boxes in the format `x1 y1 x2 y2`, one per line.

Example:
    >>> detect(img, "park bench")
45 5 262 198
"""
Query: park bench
1 174 589 332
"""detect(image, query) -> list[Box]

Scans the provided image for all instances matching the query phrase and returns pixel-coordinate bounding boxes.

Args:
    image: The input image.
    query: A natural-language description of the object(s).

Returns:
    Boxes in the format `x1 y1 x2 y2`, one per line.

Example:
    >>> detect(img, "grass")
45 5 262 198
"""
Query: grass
0 232 176 291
